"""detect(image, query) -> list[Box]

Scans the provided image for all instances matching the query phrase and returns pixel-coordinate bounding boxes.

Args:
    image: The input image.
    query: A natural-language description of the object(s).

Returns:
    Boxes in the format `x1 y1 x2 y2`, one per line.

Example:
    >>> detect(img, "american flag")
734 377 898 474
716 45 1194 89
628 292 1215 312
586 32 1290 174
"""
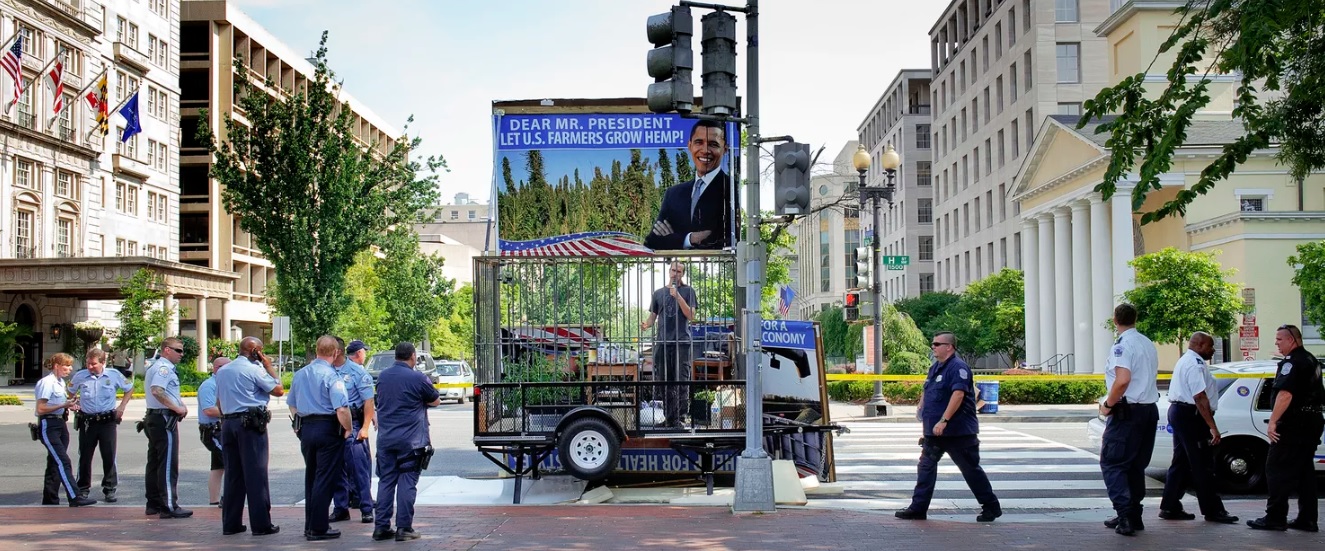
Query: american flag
2 37 22 103
500 231 653 257
777 285 796 318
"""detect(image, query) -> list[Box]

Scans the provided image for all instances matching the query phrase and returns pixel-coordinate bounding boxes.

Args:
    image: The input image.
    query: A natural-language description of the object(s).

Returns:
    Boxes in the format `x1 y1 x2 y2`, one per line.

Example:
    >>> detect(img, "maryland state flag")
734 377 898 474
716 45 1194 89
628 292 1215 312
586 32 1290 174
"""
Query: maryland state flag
83 73 108 136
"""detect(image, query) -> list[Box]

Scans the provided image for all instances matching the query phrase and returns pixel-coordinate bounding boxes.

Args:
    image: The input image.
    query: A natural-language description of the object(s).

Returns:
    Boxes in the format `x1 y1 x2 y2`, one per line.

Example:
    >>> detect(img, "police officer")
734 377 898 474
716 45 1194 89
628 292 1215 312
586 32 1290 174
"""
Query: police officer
331 339 376 524
1248 324 1324 532
215 337 284 537
288 335 352 541
69 348 132 503
895 332 1001 522
143 337 192 519
373 342 441 542
198 356 230 506
1098 304 1160 536
34 353 96 507
1158 332 1237 523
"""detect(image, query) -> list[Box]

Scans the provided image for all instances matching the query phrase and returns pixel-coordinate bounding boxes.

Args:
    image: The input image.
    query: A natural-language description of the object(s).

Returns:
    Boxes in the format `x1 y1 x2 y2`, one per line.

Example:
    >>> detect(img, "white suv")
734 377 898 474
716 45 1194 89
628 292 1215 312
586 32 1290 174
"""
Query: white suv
1086 360 1325 493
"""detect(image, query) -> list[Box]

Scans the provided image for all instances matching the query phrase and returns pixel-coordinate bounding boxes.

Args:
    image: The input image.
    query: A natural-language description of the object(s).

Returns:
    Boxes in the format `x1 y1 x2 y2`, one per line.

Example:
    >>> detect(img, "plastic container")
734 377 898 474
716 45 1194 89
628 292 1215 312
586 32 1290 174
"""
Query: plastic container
976 380 1000 414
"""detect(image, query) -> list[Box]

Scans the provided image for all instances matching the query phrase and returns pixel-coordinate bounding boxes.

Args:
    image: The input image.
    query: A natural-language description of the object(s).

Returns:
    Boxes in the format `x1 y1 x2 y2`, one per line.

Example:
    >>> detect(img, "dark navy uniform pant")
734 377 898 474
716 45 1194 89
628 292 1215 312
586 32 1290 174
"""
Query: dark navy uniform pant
654 341 692 426
39 417 79 503
1099 402 1158 519
375 446 422 531
1263 413 1323 523
908 434 998 512
143 411 181 511
300 417 345 535
77 417 119 498
333 420 374 515
221 418 275 533
1159 403 1225 515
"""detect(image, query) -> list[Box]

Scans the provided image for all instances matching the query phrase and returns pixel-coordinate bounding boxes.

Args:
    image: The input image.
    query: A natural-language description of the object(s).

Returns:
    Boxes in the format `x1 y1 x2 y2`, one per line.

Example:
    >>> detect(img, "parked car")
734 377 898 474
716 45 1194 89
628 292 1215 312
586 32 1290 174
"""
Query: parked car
365 351 436 383
1086 360 1325 493
431 360 475 403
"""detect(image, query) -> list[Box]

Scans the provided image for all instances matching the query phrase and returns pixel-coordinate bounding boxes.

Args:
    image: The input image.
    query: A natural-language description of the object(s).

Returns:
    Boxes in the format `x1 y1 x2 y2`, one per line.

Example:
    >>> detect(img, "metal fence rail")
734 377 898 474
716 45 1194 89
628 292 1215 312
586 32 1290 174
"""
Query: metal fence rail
474 380 748 436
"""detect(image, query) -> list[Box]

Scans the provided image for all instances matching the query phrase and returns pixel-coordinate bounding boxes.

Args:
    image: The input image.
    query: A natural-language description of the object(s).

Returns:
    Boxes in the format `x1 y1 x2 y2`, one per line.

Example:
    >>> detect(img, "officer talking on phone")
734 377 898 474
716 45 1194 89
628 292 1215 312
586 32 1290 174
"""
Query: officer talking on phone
215 337 284 537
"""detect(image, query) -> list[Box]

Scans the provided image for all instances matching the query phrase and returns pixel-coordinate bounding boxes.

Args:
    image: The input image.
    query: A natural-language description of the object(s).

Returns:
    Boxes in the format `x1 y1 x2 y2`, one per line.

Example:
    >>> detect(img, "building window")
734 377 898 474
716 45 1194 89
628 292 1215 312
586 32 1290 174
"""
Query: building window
1008 8 1017 46
1057 43 1081 83
1011 120 1021 158
844 229 859 290
116 16 126 43
56 218 72 257
1058 102 1082 115
116 182 139 215
996 76 1004 113
1010 64 1019 101
920 274 935 294
1025 51 1034 90
128 22 139 50
995 23 1003 58
918 199 934 224
148 35 168 68
919 236 934 261
157 142 168 171
127 240 138 256
15 159 35 190
1056 0 1079 22
15 85 35 129
151 0 168 17
450 210 459 220
1026 108 1035 150
916 161 931 186
819 232 831 293
55 171 73 198
1240 197 1265 212
117 127 139 158
14 210 35 258
997 130 1006 167
57 95 75 140
844 207 859 219
915 124 931 149
468 210 477 220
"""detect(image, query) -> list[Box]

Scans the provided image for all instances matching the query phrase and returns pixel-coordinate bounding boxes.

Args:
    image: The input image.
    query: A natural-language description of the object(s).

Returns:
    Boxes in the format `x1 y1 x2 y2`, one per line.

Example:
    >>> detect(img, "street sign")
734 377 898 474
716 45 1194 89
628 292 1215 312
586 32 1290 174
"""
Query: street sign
1242 288 1256 308
886 265 905 271
1242 351 1255 361
1239 336 1260 349
272 316 291 341
1243 315 1256 325
881 255 910 267
1238 326 1258 338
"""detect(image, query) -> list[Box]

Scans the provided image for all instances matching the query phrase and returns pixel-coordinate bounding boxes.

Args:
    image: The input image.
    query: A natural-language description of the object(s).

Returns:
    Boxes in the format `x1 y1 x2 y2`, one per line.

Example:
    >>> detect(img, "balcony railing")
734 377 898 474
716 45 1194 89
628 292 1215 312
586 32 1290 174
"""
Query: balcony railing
14 108 36 130
13 244 36 259
909 105 932 115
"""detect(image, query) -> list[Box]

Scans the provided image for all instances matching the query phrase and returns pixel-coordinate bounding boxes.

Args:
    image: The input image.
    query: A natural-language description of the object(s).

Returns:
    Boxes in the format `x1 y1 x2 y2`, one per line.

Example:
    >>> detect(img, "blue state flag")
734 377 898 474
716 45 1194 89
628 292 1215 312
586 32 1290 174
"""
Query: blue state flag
118 92 141 143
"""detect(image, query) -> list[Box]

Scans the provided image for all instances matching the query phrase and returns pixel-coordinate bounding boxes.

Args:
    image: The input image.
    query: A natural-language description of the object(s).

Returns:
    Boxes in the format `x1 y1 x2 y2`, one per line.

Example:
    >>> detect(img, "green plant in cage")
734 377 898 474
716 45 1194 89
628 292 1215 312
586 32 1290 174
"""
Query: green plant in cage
501 352 580 413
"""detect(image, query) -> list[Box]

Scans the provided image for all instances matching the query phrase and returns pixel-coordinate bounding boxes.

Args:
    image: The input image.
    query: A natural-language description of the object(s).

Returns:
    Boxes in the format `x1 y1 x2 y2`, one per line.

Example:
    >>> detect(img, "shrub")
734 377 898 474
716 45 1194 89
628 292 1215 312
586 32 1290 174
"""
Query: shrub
996 380 1104 404
177 335 200 368
827 381 925 404
0 394 22 406
884 351 929 375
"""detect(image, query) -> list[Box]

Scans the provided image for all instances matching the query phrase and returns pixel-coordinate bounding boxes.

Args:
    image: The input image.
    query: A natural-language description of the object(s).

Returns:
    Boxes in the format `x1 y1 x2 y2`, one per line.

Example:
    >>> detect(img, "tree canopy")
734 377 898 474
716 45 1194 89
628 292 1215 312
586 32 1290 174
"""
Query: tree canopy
1123 247 1245 347
114 268 169 360
1289 241 1325 327
1080 0 1325 224
199 33 442 348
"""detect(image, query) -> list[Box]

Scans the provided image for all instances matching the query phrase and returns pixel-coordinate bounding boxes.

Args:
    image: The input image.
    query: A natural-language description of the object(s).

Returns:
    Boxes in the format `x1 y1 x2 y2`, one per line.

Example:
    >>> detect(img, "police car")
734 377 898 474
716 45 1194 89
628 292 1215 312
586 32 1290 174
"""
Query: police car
431 360 475 403
1086 360 1325 493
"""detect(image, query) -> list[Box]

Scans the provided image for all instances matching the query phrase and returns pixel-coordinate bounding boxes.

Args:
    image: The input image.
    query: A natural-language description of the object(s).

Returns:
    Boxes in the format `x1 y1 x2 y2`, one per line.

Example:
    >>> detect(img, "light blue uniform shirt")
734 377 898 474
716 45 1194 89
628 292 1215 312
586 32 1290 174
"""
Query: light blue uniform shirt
144 357 182 410
34 372 70 417
214 356 280 415
197 376 220 424
69 368 131 414
336 360 375 408
1105 328 1161 405
289 358 349 416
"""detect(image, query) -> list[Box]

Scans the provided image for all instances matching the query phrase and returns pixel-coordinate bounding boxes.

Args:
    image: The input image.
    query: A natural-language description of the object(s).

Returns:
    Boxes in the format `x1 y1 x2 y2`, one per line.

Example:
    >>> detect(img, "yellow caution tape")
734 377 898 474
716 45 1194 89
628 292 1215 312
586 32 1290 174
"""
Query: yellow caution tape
826 372 1256 382
434 383 475 389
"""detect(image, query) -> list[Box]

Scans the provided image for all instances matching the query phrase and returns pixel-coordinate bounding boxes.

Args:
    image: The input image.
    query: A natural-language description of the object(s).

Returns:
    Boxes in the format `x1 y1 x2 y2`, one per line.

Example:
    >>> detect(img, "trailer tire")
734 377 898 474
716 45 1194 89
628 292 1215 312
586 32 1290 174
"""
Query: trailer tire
558 417 620 481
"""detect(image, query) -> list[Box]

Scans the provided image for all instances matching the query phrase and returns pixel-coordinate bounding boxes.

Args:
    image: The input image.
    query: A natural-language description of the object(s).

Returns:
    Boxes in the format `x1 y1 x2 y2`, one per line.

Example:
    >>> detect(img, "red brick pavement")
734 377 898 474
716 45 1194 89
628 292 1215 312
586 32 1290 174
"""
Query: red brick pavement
0 503 1319 550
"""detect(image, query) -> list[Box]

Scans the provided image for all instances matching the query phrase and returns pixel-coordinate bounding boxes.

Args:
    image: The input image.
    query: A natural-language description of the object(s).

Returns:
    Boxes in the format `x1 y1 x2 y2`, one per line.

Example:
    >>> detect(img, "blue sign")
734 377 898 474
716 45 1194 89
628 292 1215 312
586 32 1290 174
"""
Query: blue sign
496 114 702 151
761 320 816 351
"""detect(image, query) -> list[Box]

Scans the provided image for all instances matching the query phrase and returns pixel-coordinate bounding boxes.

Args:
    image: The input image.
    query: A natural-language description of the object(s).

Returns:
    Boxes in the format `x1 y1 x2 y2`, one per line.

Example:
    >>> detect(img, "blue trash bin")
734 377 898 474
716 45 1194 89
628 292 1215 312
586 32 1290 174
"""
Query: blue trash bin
976 380 1000 414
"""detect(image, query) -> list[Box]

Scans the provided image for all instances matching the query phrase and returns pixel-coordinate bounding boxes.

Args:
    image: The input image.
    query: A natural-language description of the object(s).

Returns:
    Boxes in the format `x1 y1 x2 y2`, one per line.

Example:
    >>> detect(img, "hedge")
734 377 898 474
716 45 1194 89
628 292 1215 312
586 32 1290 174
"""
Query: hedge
0 394 22 406
828 379 1104 405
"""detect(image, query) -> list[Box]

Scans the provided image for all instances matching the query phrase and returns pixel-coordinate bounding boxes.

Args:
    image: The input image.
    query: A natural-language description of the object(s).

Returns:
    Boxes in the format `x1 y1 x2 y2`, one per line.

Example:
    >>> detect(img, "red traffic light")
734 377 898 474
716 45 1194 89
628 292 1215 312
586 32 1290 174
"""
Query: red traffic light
845 292 859 308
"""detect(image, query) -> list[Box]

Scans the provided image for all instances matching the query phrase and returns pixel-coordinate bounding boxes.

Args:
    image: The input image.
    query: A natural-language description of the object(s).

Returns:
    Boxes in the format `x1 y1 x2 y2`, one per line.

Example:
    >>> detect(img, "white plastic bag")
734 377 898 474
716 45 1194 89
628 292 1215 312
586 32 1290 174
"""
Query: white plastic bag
640 400 667 427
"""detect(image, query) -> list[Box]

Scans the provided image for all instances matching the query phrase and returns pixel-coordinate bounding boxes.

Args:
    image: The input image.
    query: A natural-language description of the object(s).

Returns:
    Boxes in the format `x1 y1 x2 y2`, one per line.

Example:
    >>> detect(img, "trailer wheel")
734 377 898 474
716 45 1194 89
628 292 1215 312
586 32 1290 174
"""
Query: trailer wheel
558 417 620 481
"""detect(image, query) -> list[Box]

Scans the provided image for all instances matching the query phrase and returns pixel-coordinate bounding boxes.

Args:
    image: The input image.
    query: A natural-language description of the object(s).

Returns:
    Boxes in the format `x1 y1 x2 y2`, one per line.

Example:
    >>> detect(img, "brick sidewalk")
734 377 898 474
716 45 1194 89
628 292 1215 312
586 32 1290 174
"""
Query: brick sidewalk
1 502 1320 550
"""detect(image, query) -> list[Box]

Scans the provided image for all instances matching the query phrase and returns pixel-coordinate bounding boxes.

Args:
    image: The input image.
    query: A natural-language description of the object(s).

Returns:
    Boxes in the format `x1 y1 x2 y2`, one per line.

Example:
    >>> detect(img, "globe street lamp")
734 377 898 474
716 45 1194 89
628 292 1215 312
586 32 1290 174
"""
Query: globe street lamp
854 143 900 416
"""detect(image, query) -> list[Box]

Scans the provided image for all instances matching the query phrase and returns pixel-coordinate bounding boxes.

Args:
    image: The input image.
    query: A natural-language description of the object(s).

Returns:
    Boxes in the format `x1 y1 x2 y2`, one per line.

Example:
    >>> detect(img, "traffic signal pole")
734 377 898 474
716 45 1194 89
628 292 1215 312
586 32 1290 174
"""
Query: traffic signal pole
865 194 888 416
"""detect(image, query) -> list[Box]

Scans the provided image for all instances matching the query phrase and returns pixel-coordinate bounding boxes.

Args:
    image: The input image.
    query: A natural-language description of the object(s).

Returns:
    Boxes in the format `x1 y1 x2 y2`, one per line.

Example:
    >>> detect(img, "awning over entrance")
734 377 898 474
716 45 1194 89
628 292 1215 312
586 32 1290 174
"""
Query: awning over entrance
0 257 238 300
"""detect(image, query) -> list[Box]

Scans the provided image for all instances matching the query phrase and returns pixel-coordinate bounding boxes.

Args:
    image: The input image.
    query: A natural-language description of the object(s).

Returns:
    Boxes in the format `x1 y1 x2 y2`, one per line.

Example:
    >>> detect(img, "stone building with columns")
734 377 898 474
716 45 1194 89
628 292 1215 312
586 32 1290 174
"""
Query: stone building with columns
1011 1 1325 372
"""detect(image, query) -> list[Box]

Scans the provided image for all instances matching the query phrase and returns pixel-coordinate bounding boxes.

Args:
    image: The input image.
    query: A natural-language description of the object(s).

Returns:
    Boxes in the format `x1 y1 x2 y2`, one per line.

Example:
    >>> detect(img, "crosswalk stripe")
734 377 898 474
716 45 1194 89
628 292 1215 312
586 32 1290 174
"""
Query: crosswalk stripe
833 442 1072 450
836 463 1104 474
835 479 1108 491
805 497 1119 511
834 450 1096 461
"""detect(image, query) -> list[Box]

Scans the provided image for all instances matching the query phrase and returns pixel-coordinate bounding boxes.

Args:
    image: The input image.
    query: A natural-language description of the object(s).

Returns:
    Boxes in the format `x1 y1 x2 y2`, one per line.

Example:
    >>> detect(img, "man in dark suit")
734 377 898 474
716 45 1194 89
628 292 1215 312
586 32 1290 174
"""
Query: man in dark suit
644 119 734 250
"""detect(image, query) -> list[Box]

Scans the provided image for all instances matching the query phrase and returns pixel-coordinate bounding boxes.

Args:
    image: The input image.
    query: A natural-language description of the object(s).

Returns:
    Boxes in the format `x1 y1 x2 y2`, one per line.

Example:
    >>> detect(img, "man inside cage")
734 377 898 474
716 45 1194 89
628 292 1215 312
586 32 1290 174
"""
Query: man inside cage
641 261 697 428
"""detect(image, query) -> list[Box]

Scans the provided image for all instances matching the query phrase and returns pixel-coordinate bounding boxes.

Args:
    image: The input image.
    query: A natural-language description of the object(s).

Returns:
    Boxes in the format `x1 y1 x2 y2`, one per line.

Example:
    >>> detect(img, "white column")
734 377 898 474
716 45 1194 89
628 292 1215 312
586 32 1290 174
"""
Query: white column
1037 214 1056 364
1090 195 1114 373
163 293 178 338
1022 219 1041 366
1070 201 1093 374
195 297 209 372
220 298 233 342
1053 208 1074 366
1111 188 1136 298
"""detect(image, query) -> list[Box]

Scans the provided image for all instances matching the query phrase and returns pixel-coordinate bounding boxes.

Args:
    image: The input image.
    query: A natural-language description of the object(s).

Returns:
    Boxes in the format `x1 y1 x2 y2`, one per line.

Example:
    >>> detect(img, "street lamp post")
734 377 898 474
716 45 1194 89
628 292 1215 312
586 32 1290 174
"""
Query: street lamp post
853 143 900 417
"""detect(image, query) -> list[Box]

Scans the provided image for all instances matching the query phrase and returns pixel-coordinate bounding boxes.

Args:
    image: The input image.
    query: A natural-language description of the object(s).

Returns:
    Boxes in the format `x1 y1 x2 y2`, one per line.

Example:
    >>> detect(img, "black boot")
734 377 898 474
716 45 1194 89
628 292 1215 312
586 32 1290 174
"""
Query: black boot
1115 515 1136 536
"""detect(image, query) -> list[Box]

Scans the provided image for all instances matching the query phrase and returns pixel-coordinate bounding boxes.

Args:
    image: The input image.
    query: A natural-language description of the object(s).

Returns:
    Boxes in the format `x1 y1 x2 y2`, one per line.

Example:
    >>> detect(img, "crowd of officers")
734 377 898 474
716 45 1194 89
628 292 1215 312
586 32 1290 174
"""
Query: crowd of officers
32 335 442 542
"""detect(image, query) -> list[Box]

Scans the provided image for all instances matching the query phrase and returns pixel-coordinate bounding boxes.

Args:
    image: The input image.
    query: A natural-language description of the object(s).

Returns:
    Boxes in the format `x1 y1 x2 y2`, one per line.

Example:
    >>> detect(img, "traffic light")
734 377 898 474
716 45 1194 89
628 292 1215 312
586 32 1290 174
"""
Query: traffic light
844 291 860 321
699 10 738 116
773 142 811 215
855 246 872 289
646 6 694 114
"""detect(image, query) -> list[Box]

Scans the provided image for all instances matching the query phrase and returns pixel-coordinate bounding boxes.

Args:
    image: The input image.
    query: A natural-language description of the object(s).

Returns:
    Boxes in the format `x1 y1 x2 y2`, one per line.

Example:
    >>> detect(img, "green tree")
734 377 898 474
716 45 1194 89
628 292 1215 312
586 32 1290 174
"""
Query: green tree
430 284 475 361
894 291 963 342
0 313 31 374
332 250 391 351
199 33 442 349
1123 248 1245 349
114 268 169 365
876 301 931 374
953 268 1025 366
816 306 849 361
1289 241 1325 326
1080 0 1325 224
377 229 454 344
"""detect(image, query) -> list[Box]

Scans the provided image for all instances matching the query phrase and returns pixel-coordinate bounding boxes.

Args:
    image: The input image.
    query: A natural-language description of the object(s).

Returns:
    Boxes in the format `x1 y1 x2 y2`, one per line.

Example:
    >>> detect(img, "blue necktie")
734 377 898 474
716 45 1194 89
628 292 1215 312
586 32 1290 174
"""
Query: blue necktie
690 179 704 221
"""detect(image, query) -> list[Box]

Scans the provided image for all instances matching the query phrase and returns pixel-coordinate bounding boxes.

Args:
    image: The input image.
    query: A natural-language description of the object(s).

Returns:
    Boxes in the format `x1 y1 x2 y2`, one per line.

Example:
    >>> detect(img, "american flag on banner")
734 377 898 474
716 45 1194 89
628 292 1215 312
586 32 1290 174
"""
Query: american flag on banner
500 231 654 257
2 37 22 103
777 285 796 318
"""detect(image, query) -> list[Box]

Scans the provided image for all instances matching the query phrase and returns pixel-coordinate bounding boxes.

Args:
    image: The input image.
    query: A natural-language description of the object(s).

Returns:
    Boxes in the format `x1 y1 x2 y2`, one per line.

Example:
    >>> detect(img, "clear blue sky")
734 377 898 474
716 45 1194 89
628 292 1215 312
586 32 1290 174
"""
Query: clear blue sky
232 0 947 206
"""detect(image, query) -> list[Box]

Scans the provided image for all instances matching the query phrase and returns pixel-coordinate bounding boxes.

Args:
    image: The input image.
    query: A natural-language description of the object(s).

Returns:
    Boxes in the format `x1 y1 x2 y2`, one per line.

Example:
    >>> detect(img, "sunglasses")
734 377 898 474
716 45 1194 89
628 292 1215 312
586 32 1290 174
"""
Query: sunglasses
931 342 950 347
167 347 184 354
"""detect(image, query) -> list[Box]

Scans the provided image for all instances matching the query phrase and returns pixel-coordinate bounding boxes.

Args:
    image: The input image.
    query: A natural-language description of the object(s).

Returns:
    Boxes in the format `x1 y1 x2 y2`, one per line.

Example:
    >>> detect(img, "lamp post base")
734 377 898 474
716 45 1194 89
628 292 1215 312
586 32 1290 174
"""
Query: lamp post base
732 455 776 514
864 395 892 417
